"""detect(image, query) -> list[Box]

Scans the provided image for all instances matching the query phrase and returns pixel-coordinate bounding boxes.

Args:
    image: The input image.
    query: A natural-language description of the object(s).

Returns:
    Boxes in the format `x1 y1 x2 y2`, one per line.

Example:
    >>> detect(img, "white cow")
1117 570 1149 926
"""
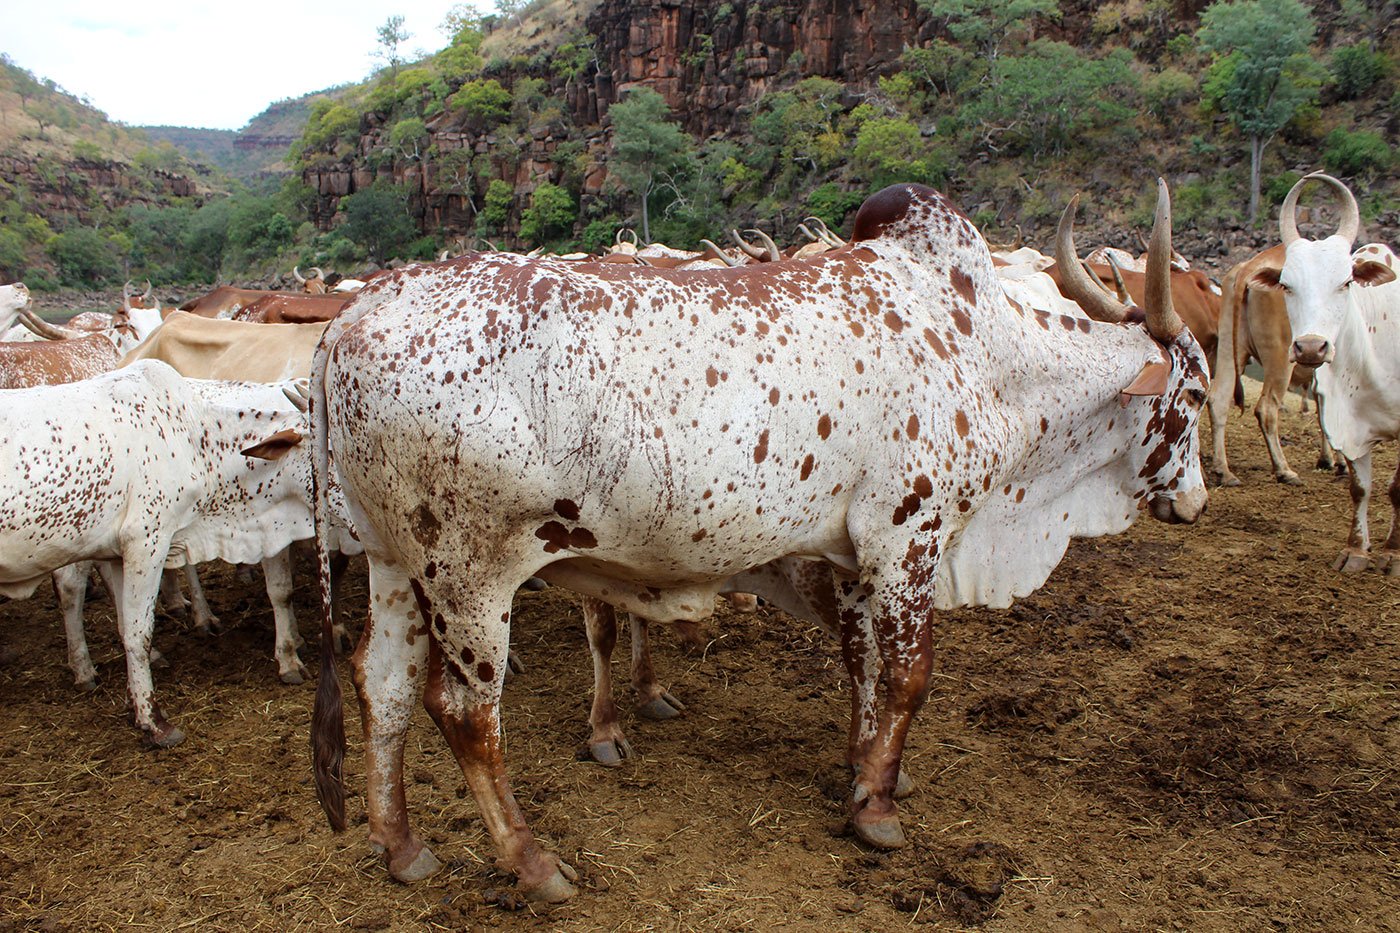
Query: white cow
0 362 317 745
306 181 1208 903
1250 173 1400 573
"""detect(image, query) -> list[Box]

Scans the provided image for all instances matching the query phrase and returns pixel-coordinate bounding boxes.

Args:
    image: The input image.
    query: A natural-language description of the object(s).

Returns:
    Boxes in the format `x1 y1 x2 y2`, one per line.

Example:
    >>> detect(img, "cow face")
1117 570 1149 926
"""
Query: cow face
1136 329 1211 525
1251 237 1397 367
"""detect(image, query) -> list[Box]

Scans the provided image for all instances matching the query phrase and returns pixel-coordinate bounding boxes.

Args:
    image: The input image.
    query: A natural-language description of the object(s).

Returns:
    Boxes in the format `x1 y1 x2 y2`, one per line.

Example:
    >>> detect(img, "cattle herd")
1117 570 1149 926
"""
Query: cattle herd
0 173 1396 909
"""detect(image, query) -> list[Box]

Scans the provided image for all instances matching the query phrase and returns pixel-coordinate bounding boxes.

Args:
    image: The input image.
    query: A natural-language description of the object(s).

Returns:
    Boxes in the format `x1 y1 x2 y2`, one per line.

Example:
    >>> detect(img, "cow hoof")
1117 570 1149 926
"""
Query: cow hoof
1374 552 1400 576
280 667 306 686
893 768 915 800
197 617 224 636
521 576 549 591
1276 471 1302 486
1316 457 1335 472
147 724 186 749
724 592 759 613
587 737 634 767
852 808 907 850
75 677 98 693
1334 551 1371 574
333 632 352 654
638 692 685 720
389 843 443 883
506 650 525 678
523 861 578 904
150 649 169 669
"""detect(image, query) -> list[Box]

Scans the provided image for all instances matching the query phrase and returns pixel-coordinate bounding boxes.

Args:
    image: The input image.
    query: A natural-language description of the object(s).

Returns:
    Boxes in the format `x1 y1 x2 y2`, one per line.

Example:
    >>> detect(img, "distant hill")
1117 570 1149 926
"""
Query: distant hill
140 85 356 180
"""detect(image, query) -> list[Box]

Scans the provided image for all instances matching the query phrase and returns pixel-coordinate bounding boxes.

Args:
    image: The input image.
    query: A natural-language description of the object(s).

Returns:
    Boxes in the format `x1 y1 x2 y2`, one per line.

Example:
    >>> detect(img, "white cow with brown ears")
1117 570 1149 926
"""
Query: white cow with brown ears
1248 172 1400 573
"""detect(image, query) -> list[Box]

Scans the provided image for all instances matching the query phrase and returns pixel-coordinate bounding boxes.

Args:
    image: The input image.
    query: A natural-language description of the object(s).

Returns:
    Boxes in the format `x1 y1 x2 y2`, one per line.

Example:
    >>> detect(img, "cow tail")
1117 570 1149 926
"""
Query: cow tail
310 314 346 833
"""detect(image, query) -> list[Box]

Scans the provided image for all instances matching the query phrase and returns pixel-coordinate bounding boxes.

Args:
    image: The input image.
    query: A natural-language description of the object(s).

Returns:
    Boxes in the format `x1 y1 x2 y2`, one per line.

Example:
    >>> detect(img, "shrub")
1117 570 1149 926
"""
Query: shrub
1321 128 1392 177
340 181 418 262
518 182 576 244
1265 170 1302 205
851 117 947 189
481 178 515 230
580 217 620 254
1330 44 1387 99
1142 68 1196 121
46 227 122 286
804 183 864 230
449 79 512 127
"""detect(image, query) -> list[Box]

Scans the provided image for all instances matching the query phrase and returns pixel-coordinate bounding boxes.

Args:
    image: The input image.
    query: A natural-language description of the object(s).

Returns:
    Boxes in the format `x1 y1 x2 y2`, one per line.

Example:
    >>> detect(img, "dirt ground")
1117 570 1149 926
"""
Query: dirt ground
1 380 1397 933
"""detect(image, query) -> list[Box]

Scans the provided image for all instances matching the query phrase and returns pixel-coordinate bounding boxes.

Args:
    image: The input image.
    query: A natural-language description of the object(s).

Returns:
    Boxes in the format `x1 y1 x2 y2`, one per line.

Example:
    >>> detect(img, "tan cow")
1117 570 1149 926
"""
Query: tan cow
121 311 328 381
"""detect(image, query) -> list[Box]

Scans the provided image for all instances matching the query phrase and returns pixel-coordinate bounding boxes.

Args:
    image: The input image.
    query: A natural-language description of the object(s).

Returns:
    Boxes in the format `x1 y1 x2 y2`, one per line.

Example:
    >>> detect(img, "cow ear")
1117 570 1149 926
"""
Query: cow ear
1248 267 1283 291
1119 361 1171 407
241 428 304 460
1353 259 1397 288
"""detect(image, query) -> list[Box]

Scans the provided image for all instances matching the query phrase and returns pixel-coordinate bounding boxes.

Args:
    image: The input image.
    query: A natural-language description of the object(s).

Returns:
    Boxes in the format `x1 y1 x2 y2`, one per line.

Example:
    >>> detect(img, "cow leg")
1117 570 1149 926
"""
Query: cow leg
1257 358 1301 484
1313 392 1344 476
352 561 437 883
53 562 97 690
1372 458 1400 577
1335 453 1374 573
158 567 189 619
837 566 934 851
1206 302 1240 487
420 583 576 903
108 556 184 747
183 564 221 635
581 598 633 766
631 614 685 721
262 548 306 685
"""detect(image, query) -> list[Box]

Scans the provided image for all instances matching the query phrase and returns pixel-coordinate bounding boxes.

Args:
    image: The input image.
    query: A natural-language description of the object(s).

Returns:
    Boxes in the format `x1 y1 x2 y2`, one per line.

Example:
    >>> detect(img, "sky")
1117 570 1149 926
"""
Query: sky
4 1 492 131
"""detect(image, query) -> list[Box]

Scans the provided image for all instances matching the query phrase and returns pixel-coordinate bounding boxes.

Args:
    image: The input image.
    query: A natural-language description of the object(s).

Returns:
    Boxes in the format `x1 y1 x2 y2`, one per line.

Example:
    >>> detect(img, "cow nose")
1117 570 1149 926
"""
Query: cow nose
1291 337 1330 366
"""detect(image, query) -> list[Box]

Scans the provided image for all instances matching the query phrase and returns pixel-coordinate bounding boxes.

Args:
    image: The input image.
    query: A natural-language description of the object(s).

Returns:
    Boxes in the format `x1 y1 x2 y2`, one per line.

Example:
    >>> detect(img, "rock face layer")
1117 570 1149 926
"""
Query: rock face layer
303 0 934 237
588 0 931 136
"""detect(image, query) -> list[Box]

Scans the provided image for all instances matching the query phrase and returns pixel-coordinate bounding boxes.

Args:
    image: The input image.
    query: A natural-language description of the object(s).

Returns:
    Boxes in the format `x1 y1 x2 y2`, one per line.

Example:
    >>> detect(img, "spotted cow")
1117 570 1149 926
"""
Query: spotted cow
0 362 319 744
308 182 1209 902
1249 173 1400 573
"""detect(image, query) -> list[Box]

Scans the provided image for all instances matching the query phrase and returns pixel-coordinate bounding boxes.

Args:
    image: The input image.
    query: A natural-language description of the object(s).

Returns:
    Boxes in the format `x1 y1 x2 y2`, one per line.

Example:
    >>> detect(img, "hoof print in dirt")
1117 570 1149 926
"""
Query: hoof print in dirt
891 841 1021 925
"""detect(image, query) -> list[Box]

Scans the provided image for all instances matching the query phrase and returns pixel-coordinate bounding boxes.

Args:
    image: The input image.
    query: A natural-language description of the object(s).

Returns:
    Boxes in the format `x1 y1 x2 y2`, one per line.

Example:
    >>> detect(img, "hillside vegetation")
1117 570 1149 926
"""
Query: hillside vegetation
2 0 1397 290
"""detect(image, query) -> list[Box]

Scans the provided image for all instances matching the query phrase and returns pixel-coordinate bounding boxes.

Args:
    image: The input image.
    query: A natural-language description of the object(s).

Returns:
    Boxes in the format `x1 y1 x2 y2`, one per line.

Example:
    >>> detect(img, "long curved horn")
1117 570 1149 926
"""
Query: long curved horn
1080 261 1122 304
730 229 766 261
1143 177 1184 342
141 279 152 302
438 249 451 261
744 229 781 262
18 308 78 340
615 228 638 246
802 216 845 248
1283 172 1361 248
633 253 654 267
122 280 135 311
292 266 307 284
1105 254 1134 304
797 223 820 243
310 267 325 280
699 239 742 266
1055 194 1128 324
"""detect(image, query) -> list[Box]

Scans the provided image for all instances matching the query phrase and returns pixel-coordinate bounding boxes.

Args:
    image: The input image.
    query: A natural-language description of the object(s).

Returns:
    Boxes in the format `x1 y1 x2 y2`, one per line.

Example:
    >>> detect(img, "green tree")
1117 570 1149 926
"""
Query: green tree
518 183 577 244
481 178 515 231
389 117 430 161
376 15 411 80
183 199 233 280
1197 0 1326 222
917 0 1061 66
607 88 692 242
959 41 1138 157
851 117 945 189
341 181 418 262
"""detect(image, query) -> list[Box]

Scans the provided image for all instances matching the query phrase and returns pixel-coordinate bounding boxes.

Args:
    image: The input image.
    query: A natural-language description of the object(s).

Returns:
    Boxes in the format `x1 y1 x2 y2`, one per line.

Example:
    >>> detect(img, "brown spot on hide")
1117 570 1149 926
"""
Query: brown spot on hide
800 453 815 480
460 645 476 666
692 529 708 542
411 504 441 548
884 310 904 333
535 522 600 553
955 410 970 437
769 387 780 406
892 492 923 526
849 320 865 337
914 474 933 498
951 267 977 303
706 366 719 387
906 415 920 439
923 328 949 359
951 306 973 336
554 498 581 521
477 662 495 683
817 414 832 439
754 430 769 464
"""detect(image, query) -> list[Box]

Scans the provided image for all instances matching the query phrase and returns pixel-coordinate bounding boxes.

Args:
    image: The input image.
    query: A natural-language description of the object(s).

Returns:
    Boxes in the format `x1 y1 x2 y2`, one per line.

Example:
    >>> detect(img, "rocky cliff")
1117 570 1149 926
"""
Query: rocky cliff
0 154 199 225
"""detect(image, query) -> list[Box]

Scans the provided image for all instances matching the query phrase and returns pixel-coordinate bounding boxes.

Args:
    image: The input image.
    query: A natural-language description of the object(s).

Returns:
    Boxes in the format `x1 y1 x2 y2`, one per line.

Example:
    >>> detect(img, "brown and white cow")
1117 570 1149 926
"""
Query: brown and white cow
1206 243 1338 486
306 182 1208 903
177 286 283 319
231 293 352 324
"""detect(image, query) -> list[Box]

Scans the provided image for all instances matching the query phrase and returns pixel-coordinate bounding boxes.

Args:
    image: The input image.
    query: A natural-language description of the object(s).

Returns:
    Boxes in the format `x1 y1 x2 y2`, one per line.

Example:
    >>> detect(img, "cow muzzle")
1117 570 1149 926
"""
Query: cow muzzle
1290 336 1333 367
1149 486 1207 525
